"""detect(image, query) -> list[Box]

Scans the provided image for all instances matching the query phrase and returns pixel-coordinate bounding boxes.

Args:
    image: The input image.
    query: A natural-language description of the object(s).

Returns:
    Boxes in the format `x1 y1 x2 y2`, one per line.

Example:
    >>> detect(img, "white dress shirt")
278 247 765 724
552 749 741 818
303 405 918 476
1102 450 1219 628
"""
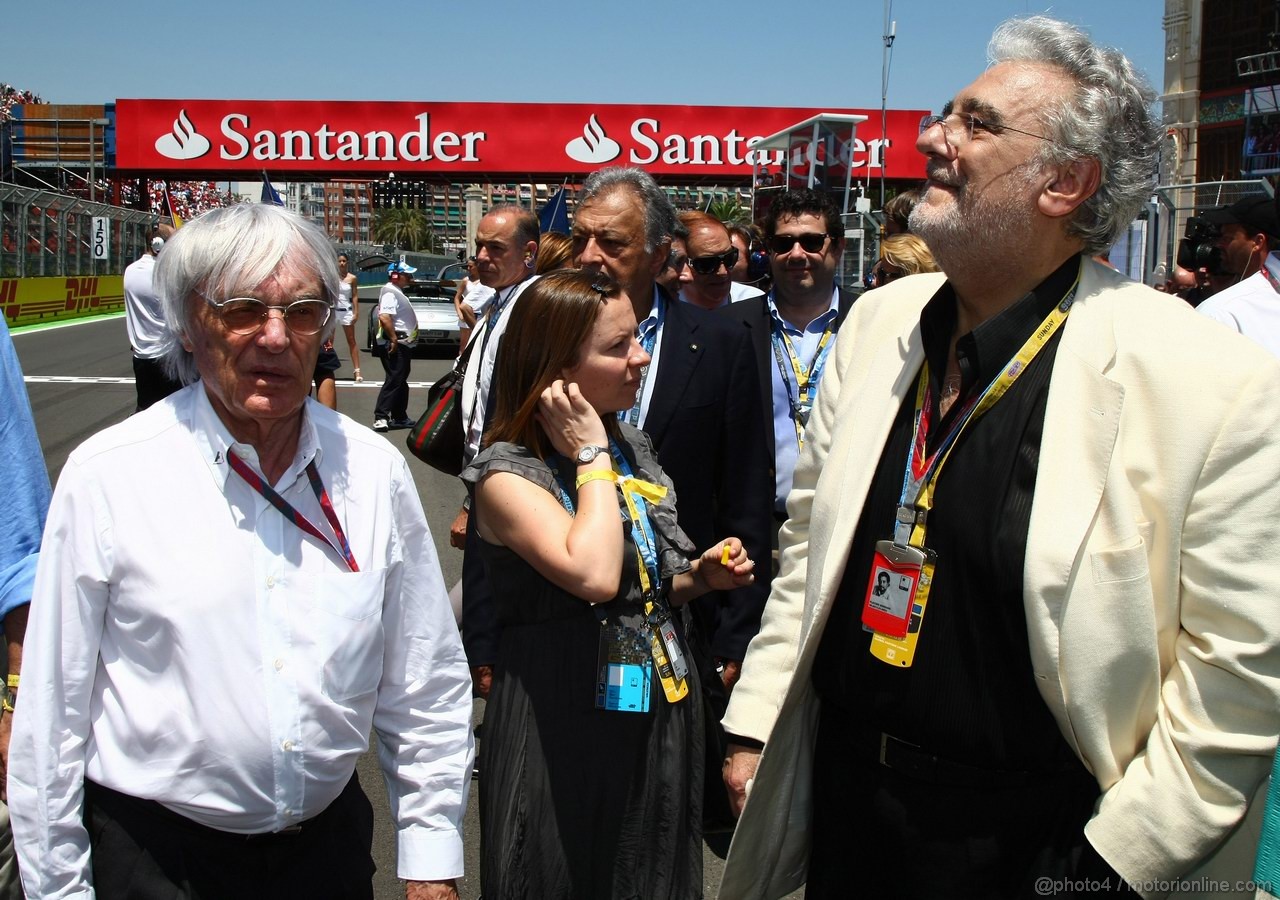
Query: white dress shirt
9 384 473 898
122 253 167 358
379 281 420 340
1195 253 1280 358
461 275 538 462
627 285 668 429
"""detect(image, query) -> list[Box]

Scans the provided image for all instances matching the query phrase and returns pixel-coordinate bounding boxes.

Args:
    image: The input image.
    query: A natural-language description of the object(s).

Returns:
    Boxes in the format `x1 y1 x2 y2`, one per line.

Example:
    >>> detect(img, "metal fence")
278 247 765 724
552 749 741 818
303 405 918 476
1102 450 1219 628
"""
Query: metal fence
0 184 158 278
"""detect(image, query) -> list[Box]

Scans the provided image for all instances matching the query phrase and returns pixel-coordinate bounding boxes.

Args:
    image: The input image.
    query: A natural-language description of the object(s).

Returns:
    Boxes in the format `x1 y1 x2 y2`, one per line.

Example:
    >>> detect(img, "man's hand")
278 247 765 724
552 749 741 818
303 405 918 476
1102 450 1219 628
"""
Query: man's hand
449 507 469 550
406 879 458 900
723 742 762 818
471 664 493 700
720 659 742 692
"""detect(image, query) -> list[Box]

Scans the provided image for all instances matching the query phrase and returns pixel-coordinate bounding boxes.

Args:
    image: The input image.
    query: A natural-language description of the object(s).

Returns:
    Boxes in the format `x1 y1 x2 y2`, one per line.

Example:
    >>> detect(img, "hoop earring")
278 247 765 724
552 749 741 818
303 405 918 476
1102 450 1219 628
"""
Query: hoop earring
525 256 535 270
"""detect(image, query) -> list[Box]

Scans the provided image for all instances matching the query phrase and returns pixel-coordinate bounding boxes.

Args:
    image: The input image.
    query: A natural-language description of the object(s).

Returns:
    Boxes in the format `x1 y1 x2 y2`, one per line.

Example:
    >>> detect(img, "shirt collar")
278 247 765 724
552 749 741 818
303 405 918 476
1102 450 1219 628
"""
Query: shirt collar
766 283 841 335
643 285 666 329
189 386 322 492
920 254 1081 396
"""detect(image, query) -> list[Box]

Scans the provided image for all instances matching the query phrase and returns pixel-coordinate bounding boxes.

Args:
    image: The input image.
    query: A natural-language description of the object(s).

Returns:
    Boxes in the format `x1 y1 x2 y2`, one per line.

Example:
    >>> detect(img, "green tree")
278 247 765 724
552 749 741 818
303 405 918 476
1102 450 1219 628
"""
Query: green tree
372 207 440 252
706 197 751 228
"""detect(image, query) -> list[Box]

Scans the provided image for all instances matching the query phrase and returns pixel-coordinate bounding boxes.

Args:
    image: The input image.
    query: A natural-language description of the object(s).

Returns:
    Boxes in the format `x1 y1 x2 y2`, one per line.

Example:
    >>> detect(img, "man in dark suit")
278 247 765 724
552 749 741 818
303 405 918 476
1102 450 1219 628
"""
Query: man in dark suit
571 166 773 693
722 189 855 520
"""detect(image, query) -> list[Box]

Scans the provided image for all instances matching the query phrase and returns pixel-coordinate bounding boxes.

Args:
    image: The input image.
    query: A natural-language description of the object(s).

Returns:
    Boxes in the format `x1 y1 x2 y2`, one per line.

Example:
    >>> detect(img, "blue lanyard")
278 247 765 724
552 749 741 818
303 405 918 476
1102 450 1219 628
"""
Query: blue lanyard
547 438 662 601
620 294 664 426
768 294 836 445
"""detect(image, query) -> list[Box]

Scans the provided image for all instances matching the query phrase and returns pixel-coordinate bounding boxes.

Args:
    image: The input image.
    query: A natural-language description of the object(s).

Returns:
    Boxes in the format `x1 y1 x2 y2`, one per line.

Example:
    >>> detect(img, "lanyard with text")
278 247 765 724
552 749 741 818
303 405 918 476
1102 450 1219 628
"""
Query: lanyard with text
769 301 836 448
865 275 1079 668
227 453 359 573
621 295 665 427
549 443 689 705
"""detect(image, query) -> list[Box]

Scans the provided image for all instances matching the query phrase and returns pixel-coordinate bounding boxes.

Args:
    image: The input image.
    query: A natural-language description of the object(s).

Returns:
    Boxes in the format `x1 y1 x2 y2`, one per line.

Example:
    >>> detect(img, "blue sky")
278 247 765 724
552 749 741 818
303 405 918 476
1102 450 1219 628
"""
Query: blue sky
10 1 1164 114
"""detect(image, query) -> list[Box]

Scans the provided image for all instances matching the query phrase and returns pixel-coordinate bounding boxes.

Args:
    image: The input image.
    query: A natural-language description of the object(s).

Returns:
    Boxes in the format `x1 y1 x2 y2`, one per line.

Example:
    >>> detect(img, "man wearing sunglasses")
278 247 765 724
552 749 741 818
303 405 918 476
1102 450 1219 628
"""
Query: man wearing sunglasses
373 261 420 432
723 189 854 529
720 16 1280 899
678 212 764 310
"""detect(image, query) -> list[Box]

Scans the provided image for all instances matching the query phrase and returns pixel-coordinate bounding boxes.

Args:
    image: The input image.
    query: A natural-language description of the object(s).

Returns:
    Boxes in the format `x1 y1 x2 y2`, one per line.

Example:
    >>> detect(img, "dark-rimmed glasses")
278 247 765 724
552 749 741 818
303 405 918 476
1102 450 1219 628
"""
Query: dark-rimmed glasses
687 247 739 275
199 291 332 336
919 112 1058 152
769 233 831 255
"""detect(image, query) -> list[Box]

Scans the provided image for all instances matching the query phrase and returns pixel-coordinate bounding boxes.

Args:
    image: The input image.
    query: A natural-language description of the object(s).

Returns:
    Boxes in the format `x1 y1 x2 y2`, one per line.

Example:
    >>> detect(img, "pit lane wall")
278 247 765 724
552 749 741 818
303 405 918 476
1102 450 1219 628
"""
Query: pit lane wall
1 276 125 329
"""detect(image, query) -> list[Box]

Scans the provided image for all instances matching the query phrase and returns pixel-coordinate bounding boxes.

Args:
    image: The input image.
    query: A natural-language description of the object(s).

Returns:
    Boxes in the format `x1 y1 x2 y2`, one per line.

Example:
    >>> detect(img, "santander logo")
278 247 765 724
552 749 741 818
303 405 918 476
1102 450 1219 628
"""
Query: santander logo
154 109 212 160
564 115 621 165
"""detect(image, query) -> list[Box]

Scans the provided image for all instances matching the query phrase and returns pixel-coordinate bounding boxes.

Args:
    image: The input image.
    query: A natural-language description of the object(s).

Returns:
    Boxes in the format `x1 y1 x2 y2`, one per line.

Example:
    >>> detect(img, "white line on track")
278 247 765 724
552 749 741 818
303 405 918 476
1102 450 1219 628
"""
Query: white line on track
24 376 439 388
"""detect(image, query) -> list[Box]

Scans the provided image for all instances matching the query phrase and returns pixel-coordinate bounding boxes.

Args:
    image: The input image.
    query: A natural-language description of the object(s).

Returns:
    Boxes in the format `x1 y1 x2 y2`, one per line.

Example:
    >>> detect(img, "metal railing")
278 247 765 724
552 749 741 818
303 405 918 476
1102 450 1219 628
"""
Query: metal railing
0 184 158 278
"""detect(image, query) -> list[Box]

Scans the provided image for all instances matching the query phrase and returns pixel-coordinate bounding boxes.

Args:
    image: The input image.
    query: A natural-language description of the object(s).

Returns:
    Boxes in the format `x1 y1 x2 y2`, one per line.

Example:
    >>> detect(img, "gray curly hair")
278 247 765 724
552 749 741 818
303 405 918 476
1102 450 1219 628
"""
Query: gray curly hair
579 167 676 254
988 16 1160 255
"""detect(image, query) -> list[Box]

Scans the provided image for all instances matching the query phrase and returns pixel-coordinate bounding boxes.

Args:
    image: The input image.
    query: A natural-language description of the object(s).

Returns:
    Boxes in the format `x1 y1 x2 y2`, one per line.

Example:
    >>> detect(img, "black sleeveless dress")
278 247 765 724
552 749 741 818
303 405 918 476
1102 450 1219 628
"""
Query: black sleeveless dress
461 425 705 900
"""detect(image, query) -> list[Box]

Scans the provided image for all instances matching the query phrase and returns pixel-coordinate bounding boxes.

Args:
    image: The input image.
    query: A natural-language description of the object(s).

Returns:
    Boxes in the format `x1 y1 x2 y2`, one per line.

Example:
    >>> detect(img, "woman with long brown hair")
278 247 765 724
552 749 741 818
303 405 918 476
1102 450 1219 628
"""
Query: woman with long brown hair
462 269 754 899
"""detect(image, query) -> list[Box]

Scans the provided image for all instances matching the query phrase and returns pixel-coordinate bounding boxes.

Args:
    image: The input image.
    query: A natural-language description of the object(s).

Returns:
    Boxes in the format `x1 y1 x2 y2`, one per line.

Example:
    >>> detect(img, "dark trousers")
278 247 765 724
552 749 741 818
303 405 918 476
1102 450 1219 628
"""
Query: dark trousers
84 774 376 900
805 707 1129 899
375 342 412 420
132 355 182 412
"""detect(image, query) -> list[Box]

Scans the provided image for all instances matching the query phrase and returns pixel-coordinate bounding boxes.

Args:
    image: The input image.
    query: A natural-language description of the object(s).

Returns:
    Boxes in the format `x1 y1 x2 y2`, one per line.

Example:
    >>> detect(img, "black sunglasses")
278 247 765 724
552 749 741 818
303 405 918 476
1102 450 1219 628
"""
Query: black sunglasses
769 233 830 254
687 247 739 275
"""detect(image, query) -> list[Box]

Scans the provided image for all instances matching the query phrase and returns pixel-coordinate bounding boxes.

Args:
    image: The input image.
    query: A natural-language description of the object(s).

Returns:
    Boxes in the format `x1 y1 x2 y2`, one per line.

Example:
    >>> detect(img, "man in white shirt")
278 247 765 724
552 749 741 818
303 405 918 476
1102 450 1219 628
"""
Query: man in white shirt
9 204 472 900
452 205 539 696
1195 196 1280 357
122 230 183 411
373 262 420 432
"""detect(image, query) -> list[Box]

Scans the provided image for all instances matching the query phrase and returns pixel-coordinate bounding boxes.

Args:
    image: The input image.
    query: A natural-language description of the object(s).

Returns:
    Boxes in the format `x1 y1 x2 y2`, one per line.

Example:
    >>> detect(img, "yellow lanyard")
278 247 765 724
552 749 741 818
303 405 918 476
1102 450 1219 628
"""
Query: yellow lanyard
897 273 1080 551
771 317 836 449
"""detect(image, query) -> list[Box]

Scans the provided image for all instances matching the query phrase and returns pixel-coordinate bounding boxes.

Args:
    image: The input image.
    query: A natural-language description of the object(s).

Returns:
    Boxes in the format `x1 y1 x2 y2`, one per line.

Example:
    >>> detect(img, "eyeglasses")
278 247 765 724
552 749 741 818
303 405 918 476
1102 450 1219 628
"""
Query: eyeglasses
871 266 905 287
919 112 1058 152
200 292 333 336
769 233 831 255
687 247 739 275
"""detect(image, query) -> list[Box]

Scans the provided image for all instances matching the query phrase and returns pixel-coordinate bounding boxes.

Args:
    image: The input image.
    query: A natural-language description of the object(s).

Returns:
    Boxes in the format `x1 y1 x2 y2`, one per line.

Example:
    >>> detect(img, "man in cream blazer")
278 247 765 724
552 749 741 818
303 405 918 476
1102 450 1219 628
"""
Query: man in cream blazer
720 16 1280 900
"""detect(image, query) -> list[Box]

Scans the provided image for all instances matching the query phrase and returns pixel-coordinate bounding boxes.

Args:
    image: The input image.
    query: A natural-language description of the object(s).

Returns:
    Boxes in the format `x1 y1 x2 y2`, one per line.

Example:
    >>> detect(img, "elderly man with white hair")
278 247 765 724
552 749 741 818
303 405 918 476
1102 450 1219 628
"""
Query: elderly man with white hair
9 204 473 900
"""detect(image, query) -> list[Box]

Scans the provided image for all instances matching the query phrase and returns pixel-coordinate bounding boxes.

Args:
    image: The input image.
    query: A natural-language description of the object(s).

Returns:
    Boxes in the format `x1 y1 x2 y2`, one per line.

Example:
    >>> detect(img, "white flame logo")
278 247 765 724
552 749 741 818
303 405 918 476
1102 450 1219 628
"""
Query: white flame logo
154 109 212 160
565 115 621 165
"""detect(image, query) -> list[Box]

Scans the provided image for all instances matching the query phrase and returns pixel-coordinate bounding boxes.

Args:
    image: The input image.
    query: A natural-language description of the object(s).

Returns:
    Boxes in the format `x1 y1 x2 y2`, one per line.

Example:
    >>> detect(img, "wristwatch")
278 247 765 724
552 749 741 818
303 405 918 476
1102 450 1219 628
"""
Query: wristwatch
574 445 609 465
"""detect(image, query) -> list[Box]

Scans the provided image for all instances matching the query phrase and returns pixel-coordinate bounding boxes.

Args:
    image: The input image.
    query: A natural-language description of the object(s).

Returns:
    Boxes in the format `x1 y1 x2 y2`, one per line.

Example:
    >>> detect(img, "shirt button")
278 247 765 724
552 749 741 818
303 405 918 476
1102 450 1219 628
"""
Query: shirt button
273 659 284 671
266 576 275 589
282 740 294 751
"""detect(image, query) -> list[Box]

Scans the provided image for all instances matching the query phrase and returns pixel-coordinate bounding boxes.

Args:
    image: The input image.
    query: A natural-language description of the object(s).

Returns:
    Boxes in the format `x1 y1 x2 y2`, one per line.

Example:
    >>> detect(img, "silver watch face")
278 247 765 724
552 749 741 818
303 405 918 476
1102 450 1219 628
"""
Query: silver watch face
576 445 605 463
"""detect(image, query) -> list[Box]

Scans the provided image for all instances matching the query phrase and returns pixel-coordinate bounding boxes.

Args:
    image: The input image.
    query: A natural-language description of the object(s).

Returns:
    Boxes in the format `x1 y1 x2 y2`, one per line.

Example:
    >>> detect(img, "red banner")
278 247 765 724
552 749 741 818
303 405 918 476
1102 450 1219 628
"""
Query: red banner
113 100 928 180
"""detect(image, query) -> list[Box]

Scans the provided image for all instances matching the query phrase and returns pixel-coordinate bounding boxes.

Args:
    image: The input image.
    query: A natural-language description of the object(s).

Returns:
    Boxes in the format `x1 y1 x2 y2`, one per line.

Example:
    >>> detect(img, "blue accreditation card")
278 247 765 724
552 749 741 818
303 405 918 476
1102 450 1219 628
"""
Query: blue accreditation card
596 623 652 713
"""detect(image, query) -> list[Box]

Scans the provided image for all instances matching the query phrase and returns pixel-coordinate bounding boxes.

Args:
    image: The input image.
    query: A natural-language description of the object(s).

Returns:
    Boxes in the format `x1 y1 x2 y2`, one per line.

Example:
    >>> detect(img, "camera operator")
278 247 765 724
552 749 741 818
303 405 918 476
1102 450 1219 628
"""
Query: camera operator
1196 195 1280 358
1162 196 1279 307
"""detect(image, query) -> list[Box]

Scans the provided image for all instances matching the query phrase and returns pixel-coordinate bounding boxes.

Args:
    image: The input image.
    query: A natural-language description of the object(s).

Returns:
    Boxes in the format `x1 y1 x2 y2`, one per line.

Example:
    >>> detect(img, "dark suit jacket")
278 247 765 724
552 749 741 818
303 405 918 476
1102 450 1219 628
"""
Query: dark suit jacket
721 285 856 464
643 290 775 662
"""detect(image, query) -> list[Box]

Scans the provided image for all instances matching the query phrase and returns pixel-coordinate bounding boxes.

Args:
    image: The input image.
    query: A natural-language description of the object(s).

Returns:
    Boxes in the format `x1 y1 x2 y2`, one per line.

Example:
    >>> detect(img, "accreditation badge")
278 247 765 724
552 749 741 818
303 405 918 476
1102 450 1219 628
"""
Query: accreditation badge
861 540 926 638
867 542 938 669
595 621 652 713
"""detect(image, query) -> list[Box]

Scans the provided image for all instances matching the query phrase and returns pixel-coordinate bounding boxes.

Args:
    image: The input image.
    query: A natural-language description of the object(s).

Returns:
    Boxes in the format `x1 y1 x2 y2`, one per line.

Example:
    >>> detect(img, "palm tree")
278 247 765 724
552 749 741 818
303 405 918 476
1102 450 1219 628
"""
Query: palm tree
372 207 439 252
706 197 751 229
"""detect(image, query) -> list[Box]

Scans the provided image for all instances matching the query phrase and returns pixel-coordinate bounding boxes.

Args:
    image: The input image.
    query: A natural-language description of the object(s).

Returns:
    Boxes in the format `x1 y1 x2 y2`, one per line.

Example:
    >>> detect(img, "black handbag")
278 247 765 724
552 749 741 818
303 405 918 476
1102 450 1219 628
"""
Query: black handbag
406 338 476 475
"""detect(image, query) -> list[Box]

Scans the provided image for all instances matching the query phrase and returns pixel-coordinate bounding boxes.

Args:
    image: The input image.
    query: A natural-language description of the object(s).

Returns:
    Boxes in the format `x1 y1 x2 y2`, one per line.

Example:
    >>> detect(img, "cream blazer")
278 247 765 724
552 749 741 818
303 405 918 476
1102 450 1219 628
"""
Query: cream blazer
719 260 1280 900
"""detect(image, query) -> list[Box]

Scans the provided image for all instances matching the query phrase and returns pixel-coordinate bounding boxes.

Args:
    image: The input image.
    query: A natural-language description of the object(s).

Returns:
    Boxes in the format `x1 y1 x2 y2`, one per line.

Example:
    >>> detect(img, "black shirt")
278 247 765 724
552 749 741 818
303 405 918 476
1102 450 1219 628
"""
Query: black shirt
812 254 1086 774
